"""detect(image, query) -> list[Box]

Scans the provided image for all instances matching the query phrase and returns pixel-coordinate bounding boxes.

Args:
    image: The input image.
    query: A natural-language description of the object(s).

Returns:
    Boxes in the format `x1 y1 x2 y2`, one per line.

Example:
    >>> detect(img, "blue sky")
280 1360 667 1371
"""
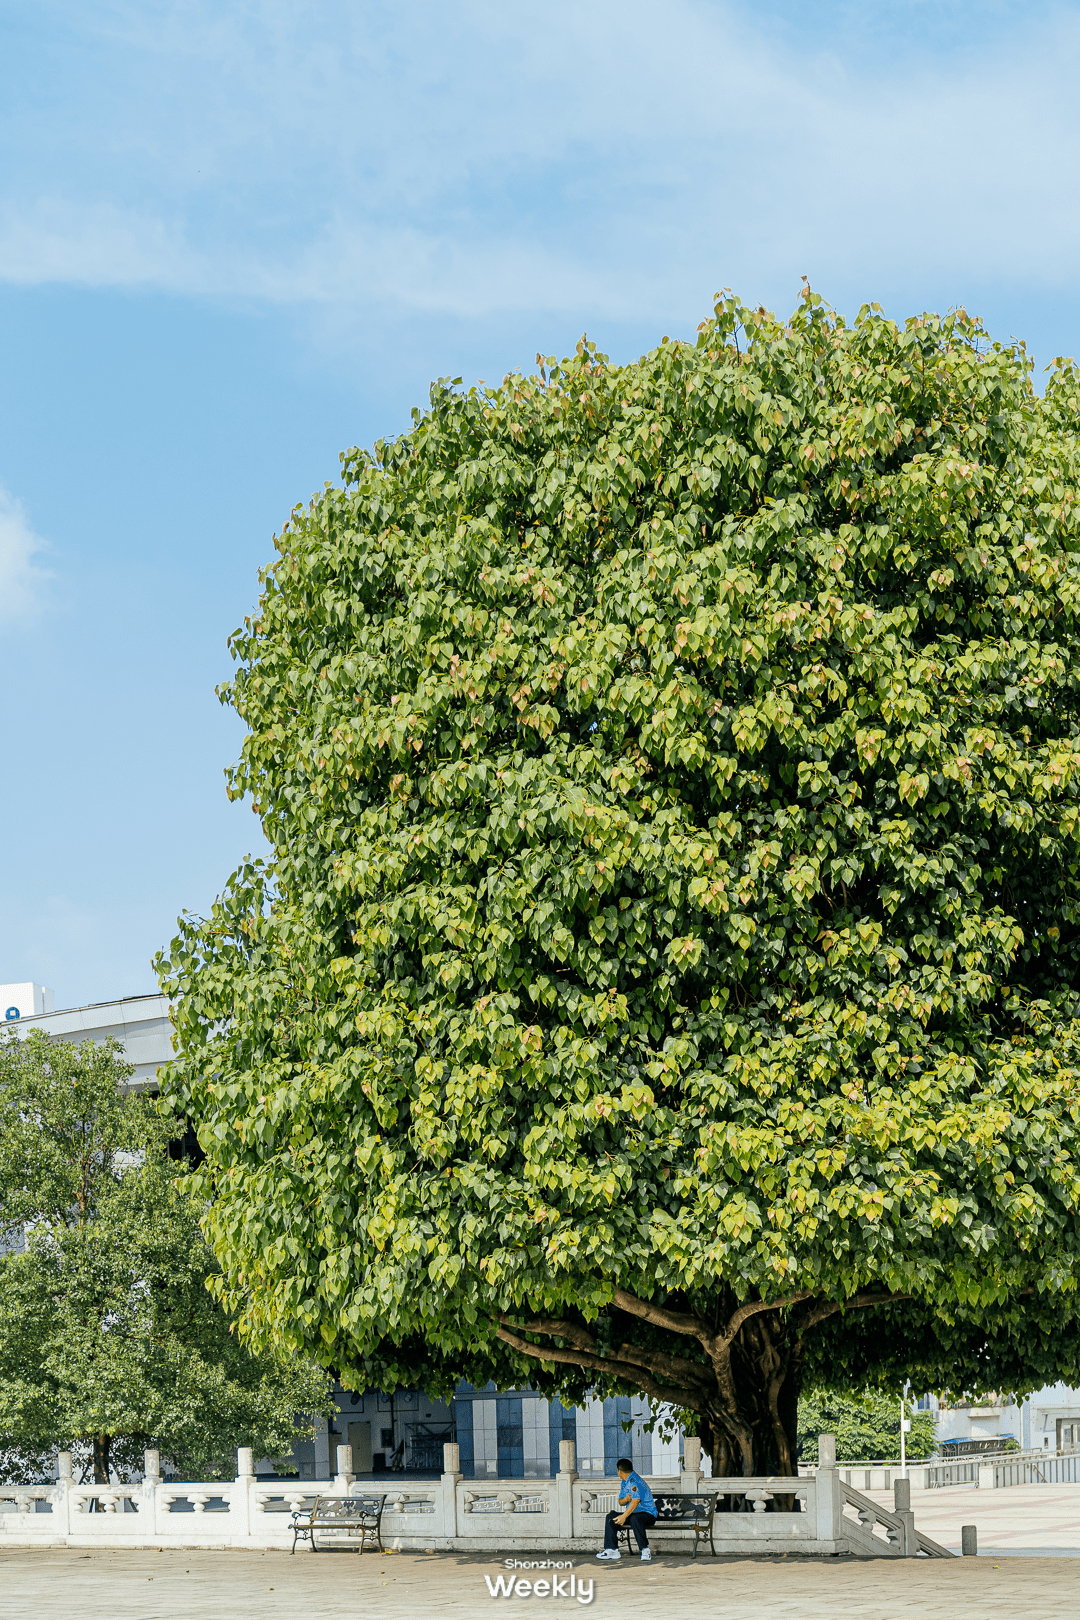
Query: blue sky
2 0 1080 1007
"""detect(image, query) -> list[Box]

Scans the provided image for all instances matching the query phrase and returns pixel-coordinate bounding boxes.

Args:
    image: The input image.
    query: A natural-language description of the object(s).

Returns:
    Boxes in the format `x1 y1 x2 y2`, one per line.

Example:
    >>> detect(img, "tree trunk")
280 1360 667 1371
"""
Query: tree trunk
697 1313 804 1500
92 1433 112 1486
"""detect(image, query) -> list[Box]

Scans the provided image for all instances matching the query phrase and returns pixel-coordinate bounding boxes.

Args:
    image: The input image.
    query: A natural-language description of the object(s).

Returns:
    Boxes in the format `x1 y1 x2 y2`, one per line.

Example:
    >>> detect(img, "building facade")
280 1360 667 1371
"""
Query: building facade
286 1384 690 1482
0 984 173 1089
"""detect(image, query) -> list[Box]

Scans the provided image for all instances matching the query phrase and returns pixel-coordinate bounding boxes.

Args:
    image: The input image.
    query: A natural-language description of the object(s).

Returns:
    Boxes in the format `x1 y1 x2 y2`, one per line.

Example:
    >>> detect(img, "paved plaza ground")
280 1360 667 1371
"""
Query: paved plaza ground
2 1545 1077 1620
870 1480 1080 1557
4 1484 1080 1620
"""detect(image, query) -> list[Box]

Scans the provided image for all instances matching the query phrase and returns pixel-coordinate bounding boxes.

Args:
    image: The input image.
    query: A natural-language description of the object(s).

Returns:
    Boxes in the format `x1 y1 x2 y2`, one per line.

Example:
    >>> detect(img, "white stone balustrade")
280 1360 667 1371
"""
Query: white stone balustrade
0 1435 950 1556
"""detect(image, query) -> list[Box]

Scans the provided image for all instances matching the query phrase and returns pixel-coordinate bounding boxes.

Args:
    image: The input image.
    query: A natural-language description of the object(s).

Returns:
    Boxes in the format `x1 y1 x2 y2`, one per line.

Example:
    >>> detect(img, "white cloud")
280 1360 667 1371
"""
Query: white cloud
0 199 199 291
0 487 52 629
0 2 1079 322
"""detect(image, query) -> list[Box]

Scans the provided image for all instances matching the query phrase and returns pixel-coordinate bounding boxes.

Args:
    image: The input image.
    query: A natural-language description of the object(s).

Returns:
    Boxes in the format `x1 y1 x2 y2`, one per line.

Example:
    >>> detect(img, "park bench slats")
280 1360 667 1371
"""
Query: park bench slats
615 1492 717 1558
290 1494 386 1554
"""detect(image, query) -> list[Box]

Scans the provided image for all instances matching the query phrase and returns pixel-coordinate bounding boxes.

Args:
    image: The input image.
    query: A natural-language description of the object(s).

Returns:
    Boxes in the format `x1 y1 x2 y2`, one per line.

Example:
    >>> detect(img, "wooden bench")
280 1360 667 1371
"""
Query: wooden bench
290 1493 386 1554
615 1492 717 1558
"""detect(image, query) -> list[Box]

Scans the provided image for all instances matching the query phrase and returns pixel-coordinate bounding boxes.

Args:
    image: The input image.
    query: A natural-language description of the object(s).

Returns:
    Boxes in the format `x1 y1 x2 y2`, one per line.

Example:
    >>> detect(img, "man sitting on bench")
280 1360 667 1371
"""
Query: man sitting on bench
596 1458 657 1563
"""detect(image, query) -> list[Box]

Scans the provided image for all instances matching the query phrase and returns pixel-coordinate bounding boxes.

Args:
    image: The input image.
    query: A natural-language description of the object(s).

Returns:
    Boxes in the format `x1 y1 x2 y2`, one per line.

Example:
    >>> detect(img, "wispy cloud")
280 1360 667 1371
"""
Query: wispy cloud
0 199 197 290
0 1 1078 321
0 487 52 629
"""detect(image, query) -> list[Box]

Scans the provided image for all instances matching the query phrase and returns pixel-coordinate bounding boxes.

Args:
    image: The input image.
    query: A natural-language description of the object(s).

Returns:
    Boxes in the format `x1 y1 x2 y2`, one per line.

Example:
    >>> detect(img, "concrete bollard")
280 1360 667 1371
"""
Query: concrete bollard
558 1439 576 1475
443 1442 460 1475
56 1452 73 1481
961 1524 978 1557
893 1477 910 1513
236 1447 254 1478
818 1433 836 1468
143 1449 160 1482
336 1443 354 1480
683 1436 702 1474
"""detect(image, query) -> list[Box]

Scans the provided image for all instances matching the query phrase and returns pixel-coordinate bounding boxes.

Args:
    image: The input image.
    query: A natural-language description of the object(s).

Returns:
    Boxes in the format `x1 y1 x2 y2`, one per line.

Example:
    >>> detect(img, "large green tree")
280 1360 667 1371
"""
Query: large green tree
159 293 1080 1477
0 1031 331 1483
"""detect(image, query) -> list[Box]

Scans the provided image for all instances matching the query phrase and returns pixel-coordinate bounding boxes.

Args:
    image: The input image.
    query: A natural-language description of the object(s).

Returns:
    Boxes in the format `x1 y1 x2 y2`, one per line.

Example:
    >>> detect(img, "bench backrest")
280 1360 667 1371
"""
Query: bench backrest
651 1493 715 1522
309 1494 385 1522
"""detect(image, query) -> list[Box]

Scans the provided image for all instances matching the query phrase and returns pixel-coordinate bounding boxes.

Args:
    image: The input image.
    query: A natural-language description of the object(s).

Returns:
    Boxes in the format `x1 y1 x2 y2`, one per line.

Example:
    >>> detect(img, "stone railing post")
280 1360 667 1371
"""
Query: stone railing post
336 1443 355 1489
441 1443 461 1543
557 1440 577 1540
52 1453 73 1536
814 1433 840 1546
682 1436 703 1490
313 1416 331 1480
893 1476 916 1556
232 1448 254 1539
140 1449 162 1536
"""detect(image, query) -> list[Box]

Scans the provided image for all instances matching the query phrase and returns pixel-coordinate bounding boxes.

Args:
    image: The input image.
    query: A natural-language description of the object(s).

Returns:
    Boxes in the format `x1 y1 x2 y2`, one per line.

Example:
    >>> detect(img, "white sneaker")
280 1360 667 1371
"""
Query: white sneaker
595 1549 621 1560
640 1549 652 1562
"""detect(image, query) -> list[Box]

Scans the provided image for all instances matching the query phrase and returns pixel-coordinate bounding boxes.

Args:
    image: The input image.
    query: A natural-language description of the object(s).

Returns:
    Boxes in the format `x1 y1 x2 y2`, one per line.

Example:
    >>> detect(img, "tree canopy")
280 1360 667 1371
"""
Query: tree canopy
159 292 1080 1475
0 1031 330 1483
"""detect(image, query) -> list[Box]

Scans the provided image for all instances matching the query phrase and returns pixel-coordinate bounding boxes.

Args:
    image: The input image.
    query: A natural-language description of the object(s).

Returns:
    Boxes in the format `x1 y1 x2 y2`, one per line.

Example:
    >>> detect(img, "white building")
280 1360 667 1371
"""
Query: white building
1020 1383 1080 1451
1 983 54 1020
0 983 173 1089
916 1386 1080 1453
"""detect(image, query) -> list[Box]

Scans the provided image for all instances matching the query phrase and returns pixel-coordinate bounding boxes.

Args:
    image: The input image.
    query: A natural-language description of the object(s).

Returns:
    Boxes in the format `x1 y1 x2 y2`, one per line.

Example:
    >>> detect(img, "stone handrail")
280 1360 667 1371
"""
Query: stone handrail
70 1486 141 1515
0 1487 52 1515
383 1490 439 1515
0 1435 954 1556
840 1479 953 1558
461 1490 549 1515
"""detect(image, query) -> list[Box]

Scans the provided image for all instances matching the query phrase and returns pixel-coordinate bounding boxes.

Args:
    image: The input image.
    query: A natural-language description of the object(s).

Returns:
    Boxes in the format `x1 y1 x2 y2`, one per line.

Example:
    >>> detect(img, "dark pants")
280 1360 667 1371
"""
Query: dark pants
605 1508 656 1551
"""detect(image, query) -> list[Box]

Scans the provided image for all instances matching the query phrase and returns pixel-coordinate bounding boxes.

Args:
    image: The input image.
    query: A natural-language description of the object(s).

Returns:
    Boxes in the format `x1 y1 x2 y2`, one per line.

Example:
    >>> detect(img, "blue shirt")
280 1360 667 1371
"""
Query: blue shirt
618 1469 656 1516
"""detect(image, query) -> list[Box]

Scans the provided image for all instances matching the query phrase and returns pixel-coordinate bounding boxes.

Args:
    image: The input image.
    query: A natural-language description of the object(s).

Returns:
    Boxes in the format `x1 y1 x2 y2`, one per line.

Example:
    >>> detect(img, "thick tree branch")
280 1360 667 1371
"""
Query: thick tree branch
720 1291 816 1346
614 1341 715 1390
795 1289 912 1345
497 1314 596 1354
612 1289 711 1341
497 1311 711 1395
494 1326 699 1412
842 1290 911 1313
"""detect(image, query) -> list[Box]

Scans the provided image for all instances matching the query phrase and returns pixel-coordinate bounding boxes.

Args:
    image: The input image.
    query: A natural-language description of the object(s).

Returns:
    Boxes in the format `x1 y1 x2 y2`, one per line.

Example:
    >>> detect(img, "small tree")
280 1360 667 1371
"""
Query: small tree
159 294 1080 1476
0 1031 331 1483
796 1389 936 1462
